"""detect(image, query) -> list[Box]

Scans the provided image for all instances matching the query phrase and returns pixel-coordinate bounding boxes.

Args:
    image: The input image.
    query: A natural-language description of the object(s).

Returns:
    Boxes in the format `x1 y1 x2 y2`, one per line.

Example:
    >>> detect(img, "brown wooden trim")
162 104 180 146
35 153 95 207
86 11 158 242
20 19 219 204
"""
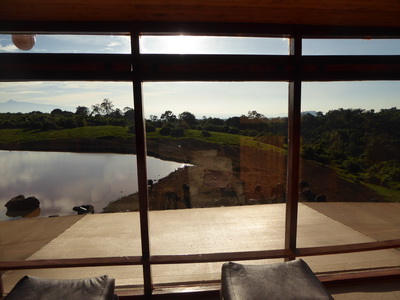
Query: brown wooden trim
0 239 398 272
296 239 400 257
0 275 3 299
318 267 400 287
1 21 400 38
301 55 400 81
150 249 293 264
140 54 293 81
0 256 142 271
2 53 400 82
0 53 132 81
115 268 400 299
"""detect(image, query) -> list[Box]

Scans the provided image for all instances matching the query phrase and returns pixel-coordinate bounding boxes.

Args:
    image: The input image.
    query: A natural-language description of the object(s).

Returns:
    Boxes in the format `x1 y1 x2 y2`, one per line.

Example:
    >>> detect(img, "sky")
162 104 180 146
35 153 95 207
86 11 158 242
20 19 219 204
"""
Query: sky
0 34 399 118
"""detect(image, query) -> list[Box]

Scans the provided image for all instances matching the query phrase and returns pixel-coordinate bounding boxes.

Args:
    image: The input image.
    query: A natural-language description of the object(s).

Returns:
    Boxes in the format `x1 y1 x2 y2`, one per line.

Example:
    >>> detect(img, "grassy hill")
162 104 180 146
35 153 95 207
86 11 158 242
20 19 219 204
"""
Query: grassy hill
1 126 397 204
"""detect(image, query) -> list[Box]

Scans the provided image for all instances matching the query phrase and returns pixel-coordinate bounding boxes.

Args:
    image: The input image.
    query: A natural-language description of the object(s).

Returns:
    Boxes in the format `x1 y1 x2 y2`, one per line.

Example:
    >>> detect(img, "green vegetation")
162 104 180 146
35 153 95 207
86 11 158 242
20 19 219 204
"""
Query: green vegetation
301 107 400 192
0 98 134 132
363 182 400 203
0 99 399 198
0 126 133 144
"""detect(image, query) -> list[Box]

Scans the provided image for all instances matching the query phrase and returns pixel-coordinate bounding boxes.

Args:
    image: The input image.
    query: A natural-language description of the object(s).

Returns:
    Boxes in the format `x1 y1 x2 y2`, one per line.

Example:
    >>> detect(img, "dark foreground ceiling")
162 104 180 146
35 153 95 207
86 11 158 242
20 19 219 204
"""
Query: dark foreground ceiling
1 0 400 28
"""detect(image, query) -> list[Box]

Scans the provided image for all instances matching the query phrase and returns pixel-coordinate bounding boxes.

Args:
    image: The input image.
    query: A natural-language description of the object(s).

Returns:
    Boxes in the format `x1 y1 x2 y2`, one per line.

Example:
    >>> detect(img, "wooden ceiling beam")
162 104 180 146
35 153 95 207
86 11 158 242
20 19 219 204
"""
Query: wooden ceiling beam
2 0 400 28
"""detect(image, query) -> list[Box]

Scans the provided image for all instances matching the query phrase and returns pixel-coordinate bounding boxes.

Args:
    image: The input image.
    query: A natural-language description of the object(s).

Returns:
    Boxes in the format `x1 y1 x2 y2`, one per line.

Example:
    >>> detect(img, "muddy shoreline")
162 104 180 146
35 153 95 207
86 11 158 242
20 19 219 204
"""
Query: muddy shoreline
1 137 384 213
0 137 223 165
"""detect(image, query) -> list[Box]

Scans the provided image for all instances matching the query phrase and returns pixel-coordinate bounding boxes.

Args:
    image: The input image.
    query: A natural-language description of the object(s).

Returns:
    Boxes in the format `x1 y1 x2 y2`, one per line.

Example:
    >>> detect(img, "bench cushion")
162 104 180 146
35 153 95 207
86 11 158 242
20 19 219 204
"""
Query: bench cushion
5 275 116 300
221 259 333 300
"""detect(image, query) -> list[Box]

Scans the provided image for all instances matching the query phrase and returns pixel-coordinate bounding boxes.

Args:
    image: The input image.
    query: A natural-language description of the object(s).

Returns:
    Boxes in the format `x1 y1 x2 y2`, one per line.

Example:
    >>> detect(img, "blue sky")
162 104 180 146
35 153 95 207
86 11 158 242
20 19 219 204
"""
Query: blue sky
0 34 399 118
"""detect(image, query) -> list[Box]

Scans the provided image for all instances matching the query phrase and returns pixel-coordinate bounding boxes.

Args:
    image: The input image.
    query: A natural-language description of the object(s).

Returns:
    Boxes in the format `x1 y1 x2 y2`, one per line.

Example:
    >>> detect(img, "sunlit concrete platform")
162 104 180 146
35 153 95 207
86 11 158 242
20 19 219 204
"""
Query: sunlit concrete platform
1 203 400 294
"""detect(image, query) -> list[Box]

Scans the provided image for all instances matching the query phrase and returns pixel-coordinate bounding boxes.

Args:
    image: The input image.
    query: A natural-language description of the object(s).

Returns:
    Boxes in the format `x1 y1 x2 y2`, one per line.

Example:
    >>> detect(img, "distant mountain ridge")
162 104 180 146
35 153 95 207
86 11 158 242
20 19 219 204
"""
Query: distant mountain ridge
302 110 318 116
0 100 75 113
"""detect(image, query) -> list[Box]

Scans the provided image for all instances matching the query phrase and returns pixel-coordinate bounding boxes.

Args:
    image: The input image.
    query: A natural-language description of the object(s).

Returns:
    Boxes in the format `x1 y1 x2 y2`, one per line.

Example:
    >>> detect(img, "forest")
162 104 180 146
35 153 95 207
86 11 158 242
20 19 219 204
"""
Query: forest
0 98 399 193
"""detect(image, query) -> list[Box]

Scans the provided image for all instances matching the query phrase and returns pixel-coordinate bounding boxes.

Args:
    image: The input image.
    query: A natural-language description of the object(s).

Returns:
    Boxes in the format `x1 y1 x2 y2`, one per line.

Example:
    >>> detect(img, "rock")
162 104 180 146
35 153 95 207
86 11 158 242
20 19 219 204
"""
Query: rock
73 205 95 215
6 207 41 218
5 195 40 211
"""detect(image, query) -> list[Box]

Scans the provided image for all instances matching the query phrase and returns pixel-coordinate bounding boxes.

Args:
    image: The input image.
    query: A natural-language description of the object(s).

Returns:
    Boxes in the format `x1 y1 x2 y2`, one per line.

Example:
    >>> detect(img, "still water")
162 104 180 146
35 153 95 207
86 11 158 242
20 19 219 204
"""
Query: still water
0 150 186 220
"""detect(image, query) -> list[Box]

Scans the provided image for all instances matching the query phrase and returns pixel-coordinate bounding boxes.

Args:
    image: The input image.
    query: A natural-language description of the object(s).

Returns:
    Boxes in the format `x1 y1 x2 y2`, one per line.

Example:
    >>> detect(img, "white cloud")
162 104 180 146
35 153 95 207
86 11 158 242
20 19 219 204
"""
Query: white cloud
0 43 18 52
107 41 122 47
0 81 133 109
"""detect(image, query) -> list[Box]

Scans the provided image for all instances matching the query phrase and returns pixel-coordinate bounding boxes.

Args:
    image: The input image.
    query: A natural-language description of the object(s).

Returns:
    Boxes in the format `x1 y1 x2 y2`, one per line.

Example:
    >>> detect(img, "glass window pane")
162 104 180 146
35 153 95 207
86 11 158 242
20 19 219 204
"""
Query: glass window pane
140 35 289 55
151 259 284 286
0 34 131 53
139 82 288 260
303 39 400 55
0 81 141 274
298 81 400 272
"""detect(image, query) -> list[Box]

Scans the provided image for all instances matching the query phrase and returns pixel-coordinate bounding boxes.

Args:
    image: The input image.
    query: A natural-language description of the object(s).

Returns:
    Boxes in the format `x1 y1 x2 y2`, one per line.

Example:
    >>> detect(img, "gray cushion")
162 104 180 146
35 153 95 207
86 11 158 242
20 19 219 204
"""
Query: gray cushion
221 259 333 300
5 275 116 300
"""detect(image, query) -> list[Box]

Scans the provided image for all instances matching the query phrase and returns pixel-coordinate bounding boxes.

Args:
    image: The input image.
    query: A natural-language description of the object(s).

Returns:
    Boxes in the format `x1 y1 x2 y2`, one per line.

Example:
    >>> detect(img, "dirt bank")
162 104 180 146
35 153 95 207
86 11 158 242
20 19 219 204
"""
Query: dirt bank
1 137 383 213
104 139 383 213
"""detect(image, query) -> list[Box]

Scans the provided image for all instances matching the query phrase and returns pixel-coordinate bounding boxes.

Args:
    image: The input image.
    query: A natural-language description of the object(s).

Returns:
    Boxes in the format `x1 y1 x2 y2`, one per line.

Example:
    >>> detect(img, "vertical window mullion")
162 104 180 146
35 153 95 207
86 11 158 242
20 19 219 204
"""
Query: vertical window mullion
131 32 153 296
285 33 302 260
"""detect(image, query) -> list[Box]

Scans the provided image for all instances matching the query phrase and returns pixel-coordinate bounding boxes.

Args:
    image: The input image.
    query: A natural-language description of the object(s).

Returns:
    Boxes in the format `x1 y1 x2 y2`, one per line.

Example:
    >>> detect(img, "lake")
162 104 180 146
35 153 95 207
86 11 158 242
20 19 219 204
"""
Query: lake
0 150 187 221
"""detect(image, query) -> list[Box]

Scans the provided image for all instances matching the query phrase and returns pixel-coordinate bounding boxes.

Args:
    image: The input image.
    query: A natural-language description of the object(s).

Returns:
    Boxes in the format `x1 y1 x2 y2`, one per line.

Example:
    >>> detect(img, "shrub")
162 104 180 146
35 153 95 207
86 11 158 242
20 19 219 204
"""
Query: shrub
171 127 185 137
146 124 156 132
202 130 211 137
110 119 127 126
128 125 135 133
159 126 171 136
342 158 363 174
228 127 240 134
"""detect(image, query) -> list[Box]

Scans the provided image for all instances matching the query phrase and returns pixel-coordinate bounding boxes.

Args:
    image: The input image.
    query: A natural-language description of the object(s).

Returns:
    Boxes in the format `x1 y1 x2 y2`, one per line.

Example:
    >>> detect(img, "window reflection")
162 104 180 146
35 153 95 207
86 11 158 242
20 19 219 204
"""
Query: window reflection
300 81 400 204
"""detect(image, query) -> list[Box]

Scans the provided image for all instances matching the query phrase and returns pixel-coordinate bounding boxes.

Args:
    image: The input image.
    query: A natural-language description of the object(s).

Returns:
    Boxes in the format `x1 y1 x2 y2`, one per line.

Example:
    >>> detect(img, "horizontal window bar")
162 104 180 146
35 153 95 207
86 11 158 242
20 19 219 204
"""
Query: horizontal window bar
0 53 132 81
1 53 400 81
0 256 142 271
140 54 293 81
296 239 400 257
1 239 399 271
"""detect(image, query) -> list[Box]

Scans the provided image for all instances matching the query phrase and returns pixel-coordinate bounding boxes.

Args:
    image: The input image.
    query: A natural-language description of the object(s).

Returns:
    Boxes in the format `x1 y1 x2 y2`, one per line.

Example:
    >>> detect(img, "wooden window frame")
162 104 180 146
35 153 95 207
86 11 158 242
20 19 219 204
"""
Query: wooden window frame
1 22 400 297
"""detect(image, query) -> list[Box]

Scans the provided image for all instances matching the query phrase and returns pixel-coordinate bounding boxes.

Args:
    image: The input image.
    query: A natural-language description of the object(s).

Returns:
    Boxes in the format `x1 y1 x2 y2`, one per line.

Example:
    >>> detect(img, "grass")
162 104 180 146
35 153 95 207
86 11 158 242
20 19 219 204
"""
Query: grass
0 126 286 155
1 126 398 202
0 126 133 144
147 129 286 153
363 182 400 202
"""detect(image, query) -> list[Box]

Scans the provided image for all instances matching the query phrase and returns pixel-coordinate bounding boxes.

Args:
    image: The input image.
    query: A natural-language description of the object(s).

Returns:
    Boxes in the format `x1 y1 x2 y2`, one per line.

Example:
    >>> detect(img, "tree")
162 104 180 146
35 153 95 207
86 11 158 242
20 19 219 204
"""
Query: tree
51 108 64 115
248 110 265 119
91 104 102 116
179 111 197 126
110 108 123 118
160 110 177 123
100 98 114 116
159 126 172 136
124 108 135 121
75 106 89 116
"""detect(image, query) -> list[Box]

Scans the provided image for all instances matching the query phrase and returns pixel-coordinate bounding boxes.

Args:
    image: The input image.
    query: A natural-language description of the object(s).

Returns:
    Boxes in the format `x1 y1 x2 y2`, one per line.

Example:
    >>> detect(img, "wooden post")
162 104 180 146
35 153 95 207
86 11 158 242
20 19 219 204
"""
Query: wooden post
285 33 302 261
131 32 153 297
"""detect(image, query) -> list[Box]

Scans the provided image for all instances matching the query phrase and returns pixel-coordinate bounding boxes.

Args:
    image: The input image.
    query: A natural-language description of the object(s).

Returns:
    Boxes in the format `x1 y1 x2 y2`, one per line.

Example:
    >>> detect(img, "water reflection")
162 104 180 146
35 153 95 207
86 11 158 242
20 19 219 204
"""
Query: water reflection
6 207 41 218
0 151 186 220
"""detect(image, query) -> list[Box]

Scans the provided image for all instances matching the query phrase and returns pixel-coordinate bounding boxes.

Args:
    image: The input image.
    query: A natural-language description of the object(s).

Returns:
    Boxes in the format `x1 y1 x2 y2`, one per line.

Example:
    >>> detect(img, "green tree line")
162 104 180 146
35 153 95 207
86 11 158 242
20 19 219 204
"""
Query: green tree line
301 107 400 190
145 109 287 138
0 99 135 131
0 98 398 190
